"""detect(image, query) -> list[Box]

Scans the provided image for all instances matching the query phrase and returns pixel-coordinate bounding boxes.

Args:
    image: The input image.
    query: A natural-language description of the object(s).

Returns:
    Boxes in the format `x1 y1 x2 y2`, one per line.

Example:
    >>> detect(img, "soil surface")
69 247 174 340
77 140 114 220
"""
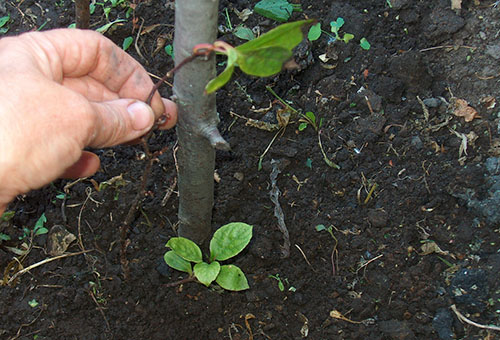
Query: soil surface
1 0 500 339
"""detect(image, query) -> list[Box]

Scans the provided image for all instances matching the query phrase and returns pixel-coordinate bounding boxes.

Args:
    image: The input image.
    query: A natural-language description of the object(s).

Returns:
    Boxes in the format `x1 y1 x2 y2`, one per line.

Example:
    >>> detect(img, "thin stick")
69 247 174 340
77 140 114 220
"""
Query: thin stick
89 290 111 332
419 45 476 52
294 244 315 271
7 250 92 285
451 304 500 331
163 276 196 287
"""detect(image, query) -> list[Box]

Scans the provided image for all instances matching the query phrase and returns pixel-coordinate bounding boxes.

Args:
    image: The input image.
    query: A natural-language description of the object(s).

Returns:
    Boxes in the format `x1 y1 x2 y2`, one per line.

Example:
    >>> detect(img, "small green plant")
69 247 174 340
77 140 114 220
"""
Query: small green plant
254 0 302 22
269 273 296 292
298 111 323 131
330 17 354 43
19 213 48 240
164 44 174 59
307 18 371 51
164 222 253 291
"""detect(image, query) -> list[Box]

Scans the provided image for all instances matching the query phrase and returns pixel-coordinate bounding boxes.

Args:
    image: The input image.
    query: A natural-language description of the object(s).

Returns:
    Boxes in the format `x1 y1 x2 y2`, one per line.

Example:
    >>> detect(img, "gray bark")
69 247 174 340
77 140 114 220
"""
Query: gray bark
173 0 229 244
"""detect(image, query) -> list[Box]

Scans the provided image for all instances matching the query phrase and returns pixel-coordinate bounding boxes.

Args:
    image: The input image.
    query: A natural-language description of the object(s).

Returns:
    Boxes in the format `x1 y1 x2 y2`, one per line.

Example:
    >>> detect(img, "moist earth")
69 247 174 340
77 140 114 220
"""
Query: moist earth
1 0 500 339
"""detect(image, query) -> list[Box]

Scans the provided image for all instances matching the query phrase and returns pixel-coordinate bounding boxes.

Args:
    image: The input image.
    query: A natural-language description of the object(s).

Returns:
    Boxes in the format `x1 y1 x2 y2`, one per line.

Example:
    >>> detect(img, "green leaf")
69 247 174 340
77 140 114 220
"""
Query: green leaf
95 19 127 34
305 111 316 124
330 17 344 33
237 19 314 53
307 22 321 41
0 233 10 241
360 37 371 50
298 122 308 131
216 265 249 291
34 213 48 236
122 36 133 51
210 222 253 261
166 237 203 263
28 299 39 308
343 33 355 43
205 46 238 94
1 210 15 222
164 44 174 57
237 46 292 77
234 26 255 41
315 224 326 232
164 250 192 274
0 15 10 28
193 261 220 287
254 0 293 22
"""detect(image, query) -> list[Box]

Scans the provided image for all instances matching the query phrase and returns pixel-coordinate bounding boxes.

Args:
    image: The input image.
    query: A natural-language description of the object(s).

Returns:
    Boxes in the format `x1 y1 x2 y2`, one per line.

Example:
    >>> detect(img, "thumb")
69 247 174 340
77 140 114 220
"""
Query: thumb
87 99 155 148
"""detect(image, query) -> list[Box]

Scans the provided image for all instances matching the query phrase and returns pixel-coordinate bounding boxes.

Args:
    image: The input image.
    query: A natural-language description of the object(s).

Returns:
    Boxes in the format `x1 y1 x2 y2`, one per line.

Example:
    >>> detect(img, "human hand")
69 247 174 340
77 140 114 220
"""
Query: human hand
0 29 177 214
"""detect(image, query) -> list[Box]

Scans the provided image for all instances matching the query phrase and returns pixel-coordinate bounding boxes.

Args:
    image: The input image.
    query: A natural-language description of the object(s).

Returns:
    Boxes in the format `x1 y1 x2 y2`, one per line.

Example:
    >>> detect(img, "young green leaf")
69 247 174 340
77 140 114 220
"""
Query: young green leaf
237 46 292 77
1 210 15 222
343 33 355 43
210 222 253 261
330 17 344 33
164 250 192 274
237 19 314 53
193 261 221 287
254 0 293 22
205 46 238 94
308 22 321 41
122 36 133 51
166 237 203 263
298 122 308 131
215 265 249 291
0 15 10 28
360 37 371 50
164 44 174 58
305 111 316 125
234 26 255 41
34 213 48 236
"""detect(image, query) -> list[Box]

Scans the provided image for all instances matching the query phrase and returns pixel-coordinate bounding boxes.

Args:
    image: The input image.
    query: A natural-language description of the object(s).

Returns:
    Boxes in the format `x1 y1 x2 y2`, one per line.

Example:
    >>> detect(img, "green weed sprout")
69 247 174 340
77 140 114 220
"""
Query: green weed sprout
164 222 253 291
298 111 323 131
330 18 354 44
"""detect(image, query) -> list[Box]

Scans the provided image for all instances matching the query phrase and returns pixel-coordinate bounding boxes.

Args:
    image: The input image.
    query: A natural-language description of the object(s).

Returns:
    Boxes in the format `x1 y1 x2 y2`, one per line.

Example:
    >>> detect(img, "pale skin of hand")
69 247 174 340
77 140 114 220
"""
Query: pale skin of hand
0 29 178 214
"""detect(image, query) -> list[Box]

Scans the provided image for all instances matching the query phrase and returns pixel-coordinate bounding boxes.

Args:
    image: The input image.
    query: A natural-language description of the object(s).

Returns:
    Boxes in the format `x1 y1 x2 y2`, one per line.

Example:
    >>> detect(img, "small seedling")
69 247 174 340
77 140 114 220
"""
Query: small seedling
307 22 322 41
316 224 339 275
19 213 48 240
269 273 296 292
298 111 323 132
330 18 354 44
164 222 253 291
28 299 39 308
254 0 302 22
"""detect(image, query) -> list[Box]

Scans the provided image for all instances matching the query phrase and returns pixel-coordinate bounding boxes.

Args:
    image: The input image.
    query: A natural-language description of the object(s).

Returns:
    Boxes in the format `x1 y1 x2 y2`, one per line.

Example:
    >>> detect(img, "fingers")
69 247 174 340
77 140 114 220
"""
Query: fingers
85 97 177 148
61 151 101 179
20 29 165 113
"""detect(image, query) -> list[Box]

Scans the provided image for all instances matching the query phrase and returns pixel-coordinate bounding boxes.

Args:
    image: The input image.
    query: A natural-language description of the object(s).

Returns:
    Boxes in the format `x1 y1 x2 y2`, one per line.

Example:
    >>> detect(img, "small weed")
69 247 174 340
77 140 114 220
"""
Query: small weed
28 299 39 308
19 213 48 240
298 111 323 132
269 273 296 292
308 18 371 51
164 223 253 291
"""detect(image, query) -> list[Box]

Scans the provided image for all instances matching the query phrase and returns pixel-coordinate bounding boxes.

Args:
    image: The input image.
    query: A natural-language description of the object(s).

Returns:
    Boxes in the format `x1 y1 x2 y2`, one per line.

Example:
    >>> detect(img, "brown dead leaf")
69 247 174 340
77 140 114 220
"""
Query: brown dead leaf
419 241 456 259
451 0 462 9
141 24 162 35
451 98 478 122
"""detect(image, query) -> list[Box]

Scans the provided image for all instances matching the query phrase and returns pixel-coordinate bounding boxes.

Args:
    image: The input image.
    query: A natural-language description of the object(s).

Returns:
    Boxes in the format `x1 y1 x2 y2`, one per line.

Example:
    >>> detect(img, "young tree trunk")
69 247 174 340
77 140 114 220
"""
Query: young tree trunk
173 0 229 244
75 0 90 29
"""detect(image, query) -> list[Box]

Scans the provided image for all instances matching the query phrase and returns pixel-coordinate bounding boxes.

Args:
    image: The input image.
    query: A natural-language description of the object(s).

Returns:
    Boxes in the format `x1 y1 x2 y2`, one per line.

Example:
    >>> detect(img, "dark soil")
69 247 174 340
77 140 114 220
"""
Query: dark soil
1 0 500 339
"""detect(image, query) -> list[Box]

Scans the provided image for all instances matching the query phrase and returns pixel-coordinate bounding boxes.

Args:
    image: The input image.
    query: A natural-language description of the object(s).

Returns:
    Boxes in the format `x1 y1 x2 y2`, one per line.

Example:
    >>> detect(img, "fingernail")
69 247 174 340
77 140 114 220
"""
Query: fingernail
127 101 154 131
